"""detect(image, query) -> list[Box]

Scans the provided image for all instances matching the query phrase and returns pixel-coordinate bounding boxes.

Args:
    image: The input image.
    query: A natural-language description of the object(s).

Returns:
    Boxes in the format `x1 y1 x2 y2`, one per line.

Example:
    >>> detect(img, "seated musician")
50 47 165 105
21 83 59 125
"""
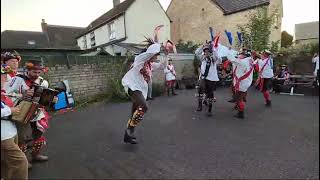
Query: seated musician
1 64 28 180
272 64 290 93
5 59 52 168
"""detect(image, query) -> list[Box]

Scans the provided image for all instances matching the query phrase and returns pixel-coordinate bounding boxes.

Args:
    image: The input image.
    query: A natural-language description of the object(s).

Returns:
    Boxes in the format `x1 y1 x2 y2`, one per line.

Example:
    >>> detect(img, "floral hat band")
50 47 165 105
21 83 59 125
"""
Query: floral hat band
24 60 49 73
1 64 13 74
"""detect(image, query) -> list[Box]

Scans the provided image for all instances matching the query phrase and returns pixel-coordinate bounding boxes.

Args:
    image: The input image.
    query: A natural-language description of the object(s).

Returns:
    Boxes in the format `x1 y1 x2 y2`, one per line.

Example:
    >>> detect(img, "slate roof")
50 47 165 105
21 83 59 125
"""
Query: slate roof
212 0 270 15
46 25 85 49
77 0 135 38
1 25 85 50
1 30 49 49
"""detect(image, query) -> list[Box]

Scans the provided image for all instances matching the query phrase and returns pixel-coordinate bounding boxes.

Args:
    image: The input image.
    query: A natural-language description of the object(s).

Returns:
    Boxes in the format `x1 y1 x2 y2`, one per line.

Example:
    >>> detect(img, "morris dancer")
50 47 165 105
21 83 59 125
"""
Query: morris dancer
122 43 163 144
255 50 274 107
195 44 221 117
164 58 177 96
5 60 51 167
227 51 254 119
1 65 28 180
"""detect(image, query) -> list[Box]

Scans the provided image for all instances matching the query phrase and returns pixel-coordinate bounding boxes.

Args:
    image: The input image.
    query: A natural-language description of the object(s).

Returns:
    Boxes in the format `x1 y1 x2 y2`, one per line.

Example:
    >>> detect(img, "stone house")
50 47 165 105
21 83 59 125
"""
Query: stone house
166 0 283 48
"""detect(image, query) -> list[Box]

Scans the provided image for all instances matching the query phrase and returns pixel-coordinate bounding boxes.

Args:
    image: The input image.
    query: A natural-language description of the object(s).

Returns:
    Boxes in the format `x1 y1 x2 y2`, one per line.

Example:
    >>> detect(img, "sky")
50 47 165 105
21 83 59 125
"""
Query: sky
1 0 319 35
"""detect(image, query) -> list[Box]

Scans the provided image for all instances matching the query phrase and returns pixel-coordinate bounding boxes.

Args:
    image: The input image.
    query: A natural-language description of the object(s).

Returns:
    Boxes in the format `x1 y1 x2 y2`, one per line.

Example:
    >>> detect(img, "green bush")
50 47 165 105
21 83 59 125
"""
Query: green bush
108 79 130 102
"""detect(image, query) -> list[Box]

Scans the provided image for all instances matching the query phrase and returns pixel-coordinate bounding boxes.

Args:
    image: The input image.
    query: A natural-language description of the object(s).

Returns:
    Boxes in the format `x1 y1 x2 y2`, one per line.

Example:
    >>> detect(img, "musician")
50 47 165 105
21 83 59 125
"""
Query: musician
1 51 28 101
272 64 290 93
255 50 274 107
1 50 22 78
227 51 254 119
195 44 222 117
1 64 28 180
122 43 162 144
164 58 177 96
6 60 51 166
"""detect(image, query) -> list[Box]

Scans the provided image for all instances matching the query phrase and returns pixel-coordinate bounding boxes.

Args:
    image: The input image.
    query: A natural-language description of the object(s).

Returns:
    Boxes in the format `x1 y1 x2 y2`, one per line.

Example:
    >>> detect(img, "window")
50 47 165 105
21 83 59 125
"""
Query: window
90 32 96 47
27 40 36 45
109 22 116 40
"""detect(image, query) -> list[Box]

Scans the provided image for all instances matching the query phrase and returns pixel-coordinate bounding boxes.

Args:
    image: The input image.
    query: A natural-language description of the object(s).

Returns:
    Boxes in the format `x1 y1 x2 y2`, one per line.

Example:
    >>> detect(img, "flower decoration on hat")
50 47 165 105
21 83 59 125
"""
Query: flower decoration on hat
1 50 21 62
1 64 13 74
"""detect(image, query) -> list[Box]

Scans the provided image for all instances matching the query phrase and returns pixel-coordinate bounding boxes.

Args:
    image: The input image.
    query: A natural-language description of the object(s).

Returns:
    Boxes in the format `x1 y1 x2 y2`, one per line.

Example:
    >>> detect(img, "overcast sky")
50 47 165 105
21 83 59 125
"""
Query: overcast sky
1 0 319 35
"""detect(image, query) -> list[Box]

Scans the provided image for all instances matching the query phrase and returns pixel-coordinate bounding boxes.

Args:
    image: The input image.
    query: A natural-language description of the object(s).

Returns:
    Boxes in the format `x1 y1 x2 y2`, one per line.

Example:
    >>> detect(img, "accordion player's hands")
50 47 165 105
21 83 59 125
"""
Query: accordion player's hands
52 96 59 103
10 107 20 114
25 88 34 97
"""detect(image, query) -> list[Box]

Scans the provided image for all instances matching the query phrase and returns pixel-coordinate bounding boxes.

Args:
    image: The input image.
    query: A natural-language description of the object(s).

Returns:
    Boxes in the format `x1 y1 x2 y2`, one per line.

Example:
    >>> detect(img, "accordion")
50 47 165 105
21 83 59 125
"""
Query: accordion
11 100 39 124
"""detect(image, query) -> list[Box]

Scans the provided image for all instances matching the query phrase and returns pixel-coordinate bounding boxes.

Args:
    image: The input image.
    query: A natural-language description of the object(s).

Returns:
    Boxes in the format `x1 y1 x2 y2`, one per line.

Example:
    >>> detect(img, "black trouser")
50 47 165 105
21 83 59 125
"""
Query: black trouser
199 79 216 99
128 89 148 116
126 89 148 129
198 79 216 112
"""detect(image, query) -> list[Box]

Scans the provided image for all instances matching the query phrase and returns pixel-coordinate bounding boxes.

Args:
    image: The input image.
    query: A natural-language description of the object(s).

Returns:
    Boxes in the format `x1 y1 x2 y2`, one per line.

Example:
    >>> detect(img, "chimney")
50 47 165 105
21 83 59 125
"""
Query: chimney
113 0 120 7
41 19 50 46
41 19 48 33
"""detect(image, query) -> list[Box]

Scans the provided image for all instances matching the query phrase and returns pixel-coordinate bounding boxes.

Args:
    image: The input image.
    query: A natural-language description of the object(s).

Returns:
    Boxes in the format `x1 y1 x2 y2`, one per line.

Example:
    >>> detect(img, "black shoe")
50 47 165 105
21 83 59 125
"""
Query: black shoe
123 130 138 144
228 99 236 103
234 111 244 119
207 111 212 117
266 100 271 107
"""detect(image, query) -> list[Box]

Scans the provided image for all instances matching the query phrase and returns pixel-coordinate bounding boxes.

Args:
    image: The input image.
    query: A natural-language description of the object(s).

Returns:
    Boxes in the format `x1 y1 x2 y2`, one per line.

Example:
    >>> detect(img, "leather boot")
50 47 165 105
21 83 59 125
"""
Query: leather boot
196 98 203 111
207 103 213 117
172 88 177 95
234 111 244 119
266 100 271 107
167 88 170 96
32 154 49 162
123 129 138 144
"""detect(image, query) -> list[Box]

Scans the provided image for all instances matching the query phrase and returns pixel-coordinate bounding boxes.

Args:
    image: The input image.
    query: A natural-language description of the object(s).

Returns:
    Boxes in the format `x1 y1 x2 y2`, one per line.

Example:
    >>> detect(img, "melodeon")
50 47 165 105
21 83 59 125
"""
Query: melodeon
11 100 39 124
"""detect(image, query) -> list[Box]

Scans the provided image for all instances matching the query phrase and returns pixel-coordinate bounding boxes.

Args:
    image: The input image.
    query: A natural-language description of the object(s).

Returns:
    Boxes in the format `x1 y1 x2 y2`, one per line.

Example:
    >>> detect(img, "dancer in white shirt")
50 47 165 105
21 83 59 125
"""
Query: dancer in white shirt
255 50 274 107
195 44 222 116
122 43 164 144
164 58 177 96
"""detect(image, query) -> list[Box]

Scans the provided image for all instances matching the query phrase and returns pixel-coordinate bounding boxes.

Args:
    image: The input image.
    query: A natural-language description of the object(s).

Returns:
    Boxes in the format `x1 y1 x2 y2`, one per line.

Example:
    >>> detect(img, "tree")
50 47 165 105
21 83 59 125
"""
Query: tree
237 7 280 52
281 31 293 48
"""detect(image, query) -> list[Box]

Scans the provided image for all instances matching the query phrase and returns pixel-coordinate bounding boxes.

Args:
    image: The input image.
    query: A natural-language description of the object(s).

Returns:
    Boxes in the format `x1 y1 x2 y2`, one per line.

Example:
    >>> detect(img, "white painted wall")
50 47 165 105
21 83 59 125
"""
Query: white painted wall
77 15 126 49
124 0 171 44
77 0 171 54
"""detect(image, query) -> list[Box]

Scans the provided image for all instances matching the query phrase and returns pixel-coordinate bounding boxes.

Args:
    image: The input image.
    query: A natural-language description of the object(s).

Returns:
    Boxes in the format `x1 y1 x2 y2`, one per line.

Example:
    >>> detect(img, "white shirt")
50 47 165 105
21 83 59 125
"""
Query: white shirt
1 102 17 141
257 57 274 78
312 56 319 75
4 75 29 104
122 43 161 99
164 64 176 81
195 47 222 81
228 55 254 92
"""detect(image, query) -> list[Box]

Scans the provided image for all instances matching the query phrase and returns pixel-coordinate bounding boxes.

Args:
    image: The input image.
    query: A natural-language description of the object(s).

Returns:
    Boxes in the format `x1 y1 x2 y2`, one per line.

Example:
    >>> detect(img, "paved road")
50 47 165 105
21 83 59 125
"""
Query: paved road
30 88 319 179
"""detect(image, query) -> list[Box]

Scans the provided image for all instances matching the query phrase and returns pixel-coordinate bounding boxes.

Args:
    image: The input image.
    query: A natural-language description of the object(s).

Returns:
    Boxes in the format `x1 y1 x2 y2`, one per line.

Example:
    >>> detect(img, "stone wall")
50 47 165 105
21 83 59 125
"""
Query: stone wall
44 58 127 101
42 54 195 101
